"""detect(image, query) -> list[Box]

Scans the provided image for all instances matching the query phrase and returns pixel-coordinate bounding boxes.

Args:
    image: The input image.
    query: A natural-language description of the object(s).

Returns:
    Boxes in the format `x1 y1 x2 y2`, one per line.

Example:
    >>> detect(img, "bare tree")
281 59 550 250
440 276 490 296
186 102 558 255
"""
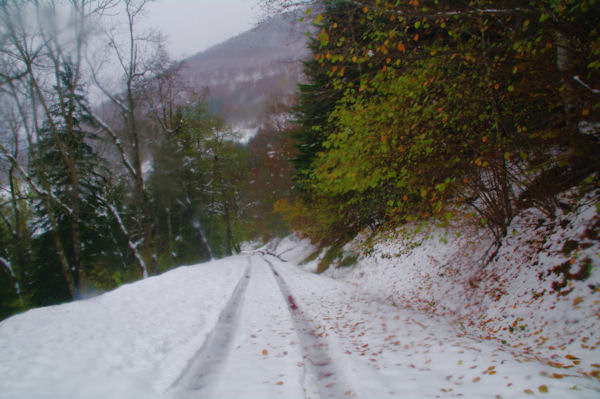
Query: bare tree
260 0 315 15
87 0 169 276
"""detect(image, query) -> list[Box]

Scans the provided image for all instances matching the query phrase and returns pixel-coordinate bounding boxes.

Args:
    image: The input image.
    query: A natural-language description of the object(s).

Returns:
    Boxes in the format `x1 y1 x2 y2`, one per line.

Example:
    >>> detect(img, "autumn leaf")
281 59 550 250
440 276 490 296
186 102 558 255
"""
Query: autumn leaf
262 349 269 356
538 385 549 393
314 14 323 25
547 361 566 368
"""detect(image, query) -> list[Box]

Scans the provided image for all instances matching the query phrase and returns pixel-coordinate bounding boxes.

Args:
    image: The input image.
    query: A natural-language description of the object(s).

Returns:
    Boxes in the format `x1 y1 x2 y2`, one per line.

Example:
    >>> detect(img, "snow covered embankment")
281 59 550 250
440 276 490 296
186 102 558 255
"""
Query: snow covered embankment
301 190 600 392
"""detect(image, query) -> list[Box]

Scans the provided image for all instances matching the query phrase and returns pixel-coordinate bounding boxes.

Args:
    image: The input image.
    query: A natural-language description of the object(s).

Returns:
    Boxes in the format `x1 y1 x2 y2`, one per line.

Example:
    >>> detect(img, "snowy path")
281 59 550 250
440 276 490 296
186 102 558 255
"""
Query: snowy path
171 253 599 398
171 255 307 399
265 256 352 398
1 251 599 398
171 254 351 399
171 259 253 395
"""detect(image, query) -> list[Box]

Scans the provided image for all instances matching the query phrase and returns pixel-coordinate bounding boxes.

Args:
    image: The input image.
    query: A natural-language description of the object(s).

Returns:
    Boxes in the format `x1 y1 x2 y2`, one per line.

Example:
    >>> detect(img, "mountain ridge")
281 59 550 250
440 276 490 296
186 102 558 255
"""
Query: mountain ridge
177 11 313 129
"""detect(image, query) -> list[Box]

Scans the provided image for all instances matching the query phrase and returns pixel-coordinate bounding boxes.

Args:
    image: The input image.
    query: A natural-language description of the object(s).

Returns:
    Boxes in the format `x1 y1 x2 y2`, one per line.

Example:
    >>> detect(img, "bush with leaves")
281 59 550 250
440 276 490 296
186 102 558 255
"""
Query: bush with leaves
284 0 600 243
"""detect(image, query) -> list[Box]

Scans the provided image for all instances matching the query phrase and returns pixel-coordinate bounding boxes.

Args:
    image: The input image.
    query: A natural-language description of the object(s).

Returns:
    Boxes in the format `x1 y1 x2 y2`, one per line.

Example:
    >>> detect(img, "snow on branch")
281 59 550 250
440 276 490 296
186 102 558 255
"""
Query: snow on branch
108 204 129 235
88 110 138 180
0 257 16 280
574 75 600 95
343 1 531 19
0 256 21 296
0 144 74 216
107 204 148 279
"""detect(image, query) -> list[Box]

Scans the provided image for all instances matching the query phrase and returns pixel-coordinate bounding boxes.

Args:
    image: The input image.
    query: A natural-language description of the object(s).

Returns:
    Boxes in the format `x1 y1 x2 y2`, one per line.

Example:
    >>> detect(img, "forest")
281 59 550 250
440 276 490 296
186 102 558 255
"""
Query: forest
0 0 296 318
1 0 599 321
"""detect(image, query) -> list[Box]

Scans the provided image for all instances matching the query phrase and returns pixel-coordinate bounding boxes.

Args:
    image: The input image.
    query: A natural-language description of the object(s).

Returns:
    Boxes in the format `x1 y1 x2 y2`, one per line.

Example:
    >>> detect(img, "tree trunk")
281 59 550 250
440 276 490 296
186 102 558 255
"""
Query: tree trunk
556 31 575 128
166 207 174 257
8 170 28 295
69 187 84 294
224 203 233 256
127 83 159 275
61 95 85 295
47 203 76 298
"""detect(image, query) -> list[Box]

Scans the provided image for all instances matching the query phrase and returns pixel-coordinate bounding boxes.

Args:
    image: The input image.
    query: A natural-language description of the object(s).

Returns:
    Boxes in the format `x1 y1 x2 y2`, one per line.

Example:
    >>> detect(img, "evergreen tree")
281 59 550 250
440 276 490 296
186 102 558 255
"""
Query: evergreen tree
147 101 249 263
148 109 213 267
292 1 368 192
29 62 110 298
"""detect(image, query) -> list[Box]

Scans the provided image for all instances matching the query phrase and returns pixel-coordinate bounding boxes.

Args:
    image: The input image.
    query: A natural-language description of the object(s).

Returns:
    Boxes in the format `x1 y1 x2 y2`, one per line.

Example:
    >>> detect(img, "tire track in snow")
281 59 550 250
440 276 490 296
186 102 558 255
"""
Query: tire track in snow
262 255 352 398
169 258 253 397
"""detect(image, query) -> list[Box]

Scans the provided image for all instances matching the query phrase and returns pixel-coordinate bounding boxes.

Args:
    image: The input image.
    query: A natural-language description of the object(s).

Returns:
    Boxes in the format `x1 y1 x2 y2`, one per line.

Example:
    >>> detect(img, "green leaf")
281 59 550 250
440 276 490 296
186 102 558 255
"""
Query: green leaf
588 60 600 70
314 13 323 25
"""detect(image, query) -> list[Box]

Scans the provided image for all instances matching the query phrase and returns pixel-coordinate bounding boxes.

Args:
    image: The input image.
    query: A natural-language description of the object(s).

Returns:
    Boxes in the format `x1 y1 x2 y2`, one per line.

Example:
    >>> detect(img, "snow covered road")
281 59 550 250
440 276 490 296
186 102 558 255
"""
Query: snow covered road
1 250 599 398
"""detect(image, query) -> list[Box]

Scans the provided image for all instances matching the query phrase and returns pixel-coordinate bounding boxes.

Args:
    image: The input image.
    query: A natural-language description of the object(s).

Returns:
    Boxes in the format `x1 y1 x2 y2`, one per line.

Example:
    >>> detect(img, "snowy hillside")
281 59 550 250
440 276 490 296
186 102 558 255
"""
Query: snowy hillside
302 188 600 395
1 189 599 399
179 11 311 128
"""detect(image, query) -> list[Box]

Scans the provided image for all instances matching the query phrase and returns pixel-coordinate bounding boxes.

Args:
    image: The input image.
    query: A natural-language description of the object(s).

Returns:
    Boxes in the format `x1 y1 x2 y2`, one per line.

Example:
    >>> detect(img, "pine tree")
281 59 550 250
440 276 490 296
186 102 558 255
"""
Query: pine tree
292 1 368 193
30 62 109 298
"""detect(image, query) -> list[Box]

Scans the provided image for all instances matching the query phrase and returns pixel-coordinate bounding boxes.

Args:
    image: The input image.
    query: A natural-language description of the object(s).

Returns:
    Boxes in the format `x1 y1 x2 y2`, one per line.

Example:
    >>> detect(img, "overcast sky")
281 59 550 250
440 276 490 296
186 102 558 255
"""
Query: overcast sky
141 0 264 60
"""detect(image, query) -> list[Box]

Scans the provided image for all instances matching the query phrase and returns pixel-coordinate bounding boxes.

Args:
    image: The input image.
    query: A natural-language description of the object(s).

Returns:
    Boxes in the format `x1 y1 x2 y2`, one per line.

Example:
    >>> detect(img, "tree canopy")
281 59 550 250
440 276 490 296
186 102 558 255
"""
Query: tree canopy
279 0 600 243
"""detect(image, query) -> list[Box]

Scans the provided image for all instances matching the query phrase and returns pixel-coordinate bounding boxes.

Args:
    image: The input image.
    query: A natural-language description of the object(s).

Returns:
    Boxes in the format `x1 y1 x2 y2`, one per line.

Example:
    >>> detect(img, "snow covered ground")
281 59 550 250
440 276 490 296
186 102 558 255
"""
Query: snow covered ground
1 193 599 398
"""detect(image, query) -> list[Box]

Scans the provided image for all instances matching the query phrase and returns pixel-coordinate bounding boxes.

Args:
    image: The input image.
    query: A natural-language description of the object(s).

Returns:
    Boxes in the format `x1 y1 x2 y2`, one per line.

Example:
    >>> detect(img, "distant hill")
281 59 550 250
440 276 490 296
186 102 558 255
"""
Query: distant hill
178 11 312 136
